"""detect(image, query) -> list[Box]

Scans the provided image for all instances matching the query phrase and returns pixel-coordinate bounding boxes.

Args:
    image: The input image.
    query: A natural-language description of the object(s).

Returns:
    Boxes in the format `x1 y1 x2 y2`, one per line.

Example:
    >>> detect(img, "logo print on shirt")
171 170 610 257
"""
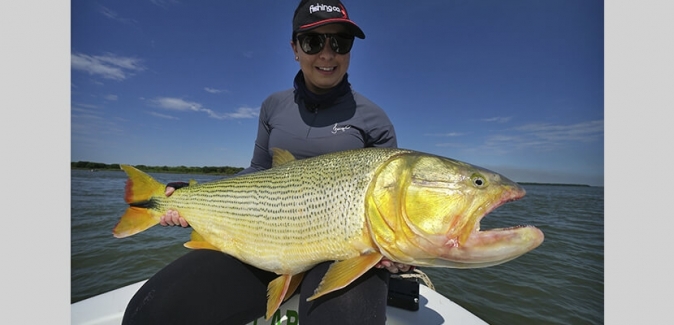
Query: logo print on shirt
332 123 351 134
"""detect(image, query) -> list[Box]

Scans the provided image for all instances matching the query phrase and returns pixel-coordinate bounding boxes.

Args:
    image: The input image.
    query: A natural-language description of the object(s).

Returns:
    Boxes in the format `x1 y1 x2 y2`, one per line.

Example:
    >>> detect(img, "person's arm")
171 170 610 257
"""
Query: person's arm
236 97 275 175
368 123 397 148
235 118 272 175
358 94 397 149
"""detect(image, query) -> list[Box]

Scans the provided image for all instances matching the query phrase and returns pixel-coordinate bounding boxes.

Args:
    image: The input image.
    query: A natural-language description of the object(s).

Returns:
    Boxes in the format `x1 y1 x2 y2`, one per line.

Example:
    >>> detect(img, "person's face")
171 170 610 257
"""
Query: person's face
291 24 352 94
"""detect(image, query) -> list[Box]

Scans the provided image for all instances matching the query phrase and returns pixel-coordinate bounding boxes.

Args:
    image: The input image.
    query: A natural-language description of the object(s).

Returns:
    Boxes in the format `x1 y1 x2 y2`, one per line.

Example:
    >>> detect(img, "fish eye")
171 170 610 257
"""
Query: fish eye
471 173 487 188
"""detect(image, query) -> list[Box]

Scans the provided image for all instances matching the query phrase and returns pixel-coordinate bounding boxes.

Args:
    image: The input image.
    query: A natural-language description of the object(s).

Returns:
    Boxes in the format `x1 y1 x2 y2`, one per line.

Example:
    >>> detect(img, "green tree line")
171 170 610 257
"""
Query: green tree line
71 161 244 175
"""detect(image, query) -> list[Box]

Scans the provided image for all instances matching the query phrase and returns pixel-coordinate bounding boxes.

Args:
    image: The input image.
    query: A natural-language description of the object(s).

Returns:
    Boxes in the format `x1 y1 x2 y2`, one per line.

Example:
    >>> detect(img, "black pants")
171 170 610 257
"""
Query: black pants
122 249 390 325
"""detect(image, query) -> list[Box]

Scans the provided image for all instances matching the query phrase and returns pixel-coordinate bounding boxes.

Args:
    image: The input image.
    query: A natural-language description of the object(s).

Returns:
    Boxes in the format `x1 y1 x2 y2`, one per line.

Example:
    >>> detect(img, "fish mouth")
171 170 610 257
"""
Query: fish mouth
439 187 545 268
404 186 544 268
451 224 545 268
450 183 526 242
480 185 525 223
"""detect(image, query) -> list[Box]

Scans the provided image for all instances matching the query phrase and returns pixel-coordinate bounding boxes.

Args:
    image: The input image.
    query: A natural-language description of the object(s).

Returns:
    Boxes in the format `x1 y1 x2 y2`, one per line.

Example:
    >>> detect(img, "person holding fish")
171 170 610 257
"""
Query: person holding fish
121 1 413 324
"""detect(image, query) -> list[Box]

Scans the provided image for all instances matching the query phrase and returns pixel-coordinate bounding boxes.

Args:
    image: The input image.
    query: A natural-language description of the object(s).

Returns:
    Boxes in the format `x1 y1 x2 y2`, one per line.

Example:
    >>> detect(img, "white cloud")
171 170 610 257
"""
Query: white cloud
148 111 180 120
149 97 259 120
480 119 605 152
71 52 145 81
205 87 228 94
482 116 512 123
151 97 202 112
98 6 137 25
71 103 124 141
515 120 604 143
424 132 463 137
226 107 259 119
150 0 179 9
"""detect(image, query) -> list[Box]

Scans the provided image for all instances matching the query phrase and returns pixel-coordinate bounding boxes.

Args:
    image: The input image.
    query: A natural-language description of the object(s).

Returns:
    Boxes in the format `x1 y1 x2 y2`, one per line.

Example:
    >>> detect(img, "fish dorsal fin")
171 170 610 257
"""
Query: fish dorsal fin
188 179 198 186
271 148 296 167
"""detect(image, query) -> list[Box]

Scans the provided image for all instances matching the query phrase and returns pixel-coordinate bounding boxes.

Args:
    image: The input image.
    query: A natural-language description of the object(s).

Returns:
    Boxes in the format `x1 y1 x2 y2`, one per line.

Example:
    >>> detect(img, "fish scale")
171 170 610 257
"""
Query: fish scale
149 148 406 274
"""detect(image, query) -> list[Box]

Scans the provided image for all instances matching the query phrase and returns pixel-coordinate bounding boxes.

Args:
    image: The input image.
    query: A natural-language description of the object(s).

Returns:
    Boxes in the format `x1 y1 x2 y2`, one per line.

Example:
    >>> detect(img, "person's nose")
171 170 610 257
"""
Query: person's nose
318 37 336 59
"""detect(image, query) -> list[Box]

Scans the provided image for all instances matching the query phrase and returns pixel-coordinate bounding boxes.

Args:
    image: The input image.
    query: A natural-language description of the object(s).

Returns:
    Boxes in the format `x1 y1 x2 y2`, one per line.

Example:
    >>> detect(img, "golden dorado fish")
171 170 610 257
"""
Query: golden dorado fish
113 147 544 320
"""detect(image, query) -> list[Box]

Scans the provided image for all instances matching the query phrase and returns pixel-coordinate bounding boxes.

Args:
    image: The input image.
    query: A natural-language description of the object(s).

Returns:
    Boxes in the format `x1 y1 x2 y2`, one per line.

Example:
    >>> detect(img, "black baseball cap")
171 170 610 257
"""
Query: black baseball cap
292 0 365 39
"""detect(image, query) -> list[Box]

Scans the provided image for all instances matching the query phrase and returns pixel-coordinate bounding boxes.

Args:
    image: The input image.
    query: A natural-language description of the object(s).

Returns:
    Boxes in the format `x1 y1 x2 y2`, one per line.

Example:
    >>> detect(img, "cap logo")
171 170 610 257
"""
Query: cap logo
309 3 347 18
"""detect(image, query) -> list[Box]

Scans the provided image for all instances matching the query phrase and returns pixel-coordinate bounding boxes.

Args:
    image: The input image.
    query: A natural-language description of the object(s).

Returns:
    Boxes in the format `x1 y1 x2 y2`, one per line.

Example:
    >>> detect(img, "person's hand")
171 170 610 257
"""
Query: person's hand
159 209 189 227
375 257 413 274
159 183 190 227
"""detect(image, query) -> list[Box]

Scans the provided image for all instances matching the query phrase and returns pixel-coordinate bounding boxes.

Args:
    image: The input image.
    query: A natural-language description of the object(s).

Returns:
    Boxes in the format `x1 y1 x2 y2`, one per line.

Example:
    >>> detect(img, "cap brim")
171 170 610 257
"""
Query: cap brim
296 19 365 39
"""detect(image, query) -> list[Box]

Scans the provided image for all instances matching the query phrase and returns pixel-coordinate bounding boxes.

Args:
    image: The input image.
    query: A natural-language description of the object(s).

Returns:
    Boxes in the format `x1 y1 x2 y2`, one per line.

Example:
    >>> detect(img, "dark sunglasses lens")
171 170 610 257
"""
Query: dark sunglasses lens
330 35 354 54
299 34 354 55
300 35 324 55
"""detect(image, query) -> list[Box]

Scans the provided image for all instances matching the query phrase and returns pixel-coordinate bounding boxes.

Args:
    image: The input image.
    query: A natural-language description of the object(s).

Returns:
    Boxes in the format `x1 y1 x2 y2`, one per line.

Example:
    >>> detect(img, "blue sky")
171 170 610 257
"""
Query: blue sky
70 0 604 186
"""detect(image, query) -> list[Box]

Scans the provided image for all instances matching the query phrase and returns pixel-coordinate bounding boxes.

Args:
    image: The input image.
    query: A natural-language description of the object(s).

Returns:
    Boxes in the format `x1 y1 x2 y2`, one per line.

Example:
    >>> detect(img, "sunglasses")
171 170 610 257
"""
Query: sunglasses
296 33 355 55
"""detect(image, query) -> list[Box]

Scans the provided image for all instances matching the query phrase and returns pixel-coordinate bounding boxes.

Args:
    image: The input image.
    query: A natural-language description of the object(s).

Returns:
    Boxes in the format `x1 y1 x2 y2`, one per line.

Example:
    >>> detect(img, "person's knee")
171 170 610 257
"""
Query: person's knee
123 250 277 325
298 263 389 325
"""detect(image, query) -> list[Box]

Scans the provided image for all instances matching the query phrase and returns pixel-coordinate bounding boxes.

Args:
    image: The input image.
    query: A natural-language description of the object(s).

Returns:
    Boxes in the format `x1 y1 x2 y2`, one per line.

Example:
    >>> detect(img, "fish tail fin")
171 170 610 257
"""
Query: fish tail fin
112 165 166 238
119 164 166 204
113 207 159 238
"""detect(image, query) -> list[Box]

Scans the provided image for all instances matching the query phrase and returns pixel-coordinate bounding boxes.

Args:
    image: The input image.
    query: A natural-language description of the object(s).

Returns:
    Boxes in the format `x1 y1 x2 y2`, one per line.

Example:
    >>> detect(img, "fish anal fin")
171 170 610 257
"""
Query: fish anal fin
112 207 159 238
270 148 296 167
266 274 292 320
190 230 207 242
284 272 304 302
184 230 220 250
307 253 384 301
184 241 219 250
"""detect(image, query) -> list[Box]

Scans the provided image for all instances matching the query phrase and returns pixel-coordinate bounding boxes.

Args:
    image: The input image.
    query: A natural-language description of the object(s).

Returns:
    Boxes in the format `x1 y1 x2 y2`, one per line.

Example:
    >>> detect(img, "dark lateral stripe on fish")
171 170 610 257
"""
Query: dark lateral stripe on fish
129 199 156 209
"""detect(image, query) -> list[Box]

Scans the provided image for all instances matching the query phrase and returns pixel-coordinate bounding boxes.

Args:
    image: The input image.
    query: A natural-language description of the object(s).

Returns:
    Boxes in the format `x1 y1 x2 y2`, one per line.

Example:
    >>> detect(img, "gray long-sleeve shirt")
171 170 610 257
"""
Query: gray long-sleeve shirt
238 87 397 175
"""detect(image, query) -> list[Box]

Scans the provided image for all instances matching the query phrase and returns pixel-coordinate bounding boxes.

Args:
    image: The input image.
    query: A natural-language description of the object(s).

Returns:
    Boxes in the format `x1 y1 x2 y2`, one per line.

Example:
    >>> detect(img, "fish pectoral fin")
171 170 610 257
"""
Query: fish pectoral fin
183 230 219 250
266 274 293 320
307 253 384 301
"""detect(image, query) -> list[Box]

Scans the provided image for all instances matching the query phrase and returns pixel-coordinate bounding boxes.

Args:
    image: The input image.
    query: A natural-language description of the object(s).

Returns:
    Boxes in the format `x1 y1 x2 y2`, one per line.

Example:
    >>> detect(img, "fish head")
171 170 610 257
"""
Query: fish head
366 151 544 268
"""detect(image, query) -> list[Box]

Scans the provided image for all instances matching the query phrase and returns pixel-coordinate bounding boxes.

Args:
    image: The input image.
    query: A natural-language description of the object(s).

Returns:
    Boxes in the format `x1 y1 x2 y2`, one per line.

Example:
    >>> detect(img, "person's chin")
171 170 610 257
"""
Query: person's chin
314 77 341 89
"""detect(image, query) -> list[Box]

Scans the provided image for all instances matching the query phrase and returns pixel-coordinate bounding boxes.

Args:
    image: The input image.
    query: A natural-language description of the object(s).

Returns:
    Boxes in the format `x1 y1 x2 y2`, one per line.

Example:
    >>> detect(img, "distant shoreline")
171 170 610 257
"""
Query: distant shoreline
71 161 244 176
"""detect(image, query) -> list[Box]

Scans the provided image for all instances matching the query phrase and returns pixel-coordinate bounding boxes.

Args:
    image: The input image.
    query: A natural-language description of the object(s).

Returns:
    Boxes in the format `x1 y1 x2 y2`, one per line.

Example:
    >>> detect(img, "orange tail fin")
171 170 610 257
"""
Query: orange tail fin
112 165 166 238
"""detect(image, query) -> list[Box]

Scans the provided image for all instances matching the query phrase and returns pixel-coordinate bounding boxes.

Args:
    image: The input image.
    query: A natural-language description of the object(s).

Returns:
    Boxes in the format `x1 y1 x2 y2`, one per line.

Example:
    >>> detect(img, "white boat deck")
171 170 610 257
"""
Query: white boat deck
71 280 488 325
